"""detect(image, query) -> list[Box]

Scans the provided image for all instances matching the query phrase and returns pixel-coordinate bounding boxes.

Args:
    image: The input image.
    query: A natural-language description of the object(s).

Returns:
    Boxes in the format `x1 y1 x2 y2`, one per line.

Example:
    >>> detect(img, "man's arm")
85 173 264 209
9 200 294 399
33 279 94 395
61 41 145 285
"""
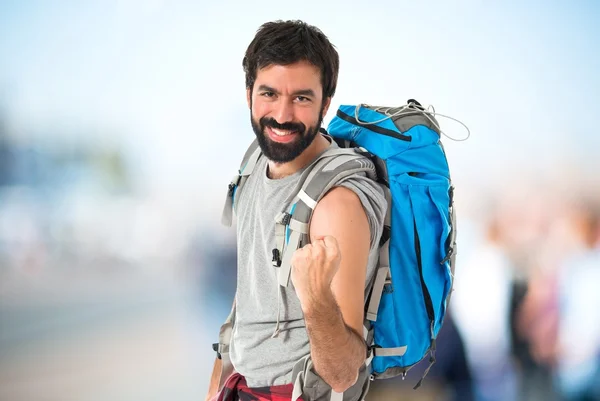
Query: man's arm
205 357 223 401
291 186 371 393
205 298 237 401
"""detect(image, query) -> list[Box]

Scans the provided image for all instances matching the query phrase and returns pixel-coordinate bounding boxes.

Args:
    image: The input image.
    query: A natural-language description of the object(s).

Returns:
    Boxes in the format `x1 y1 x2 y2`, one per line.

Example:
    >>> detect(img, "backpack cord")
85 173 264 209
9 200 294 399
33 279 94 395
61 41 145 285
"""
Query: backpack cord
353 102 471 142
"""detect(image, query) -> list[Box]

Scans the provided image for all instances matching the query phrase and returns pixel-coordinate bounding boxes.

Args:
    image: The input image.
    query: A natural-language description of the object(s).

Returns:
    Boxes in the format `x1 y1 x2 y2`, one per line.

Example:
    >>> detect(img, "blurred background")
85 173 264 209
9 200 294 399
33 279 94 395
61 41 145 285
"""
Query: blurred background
0 0 599 400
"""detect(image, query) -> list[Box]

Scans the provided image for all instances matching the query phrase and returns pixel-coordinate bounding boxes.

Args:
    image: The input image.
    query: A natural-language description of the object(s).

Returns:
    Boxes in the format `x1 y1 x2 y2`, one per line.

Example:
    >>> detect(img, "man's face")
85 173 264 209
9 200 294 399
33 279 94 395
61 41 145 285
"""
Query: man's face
248 60 330 163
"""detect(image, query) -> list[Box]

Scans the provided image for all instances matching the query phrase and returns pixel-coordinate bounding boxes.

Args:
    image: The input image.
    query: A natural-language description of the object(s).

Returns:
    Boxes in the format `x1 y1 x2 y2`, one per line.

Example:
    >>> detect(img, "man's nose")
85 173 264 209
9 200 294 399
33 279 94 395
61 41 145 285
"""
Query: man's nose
272 100 294 124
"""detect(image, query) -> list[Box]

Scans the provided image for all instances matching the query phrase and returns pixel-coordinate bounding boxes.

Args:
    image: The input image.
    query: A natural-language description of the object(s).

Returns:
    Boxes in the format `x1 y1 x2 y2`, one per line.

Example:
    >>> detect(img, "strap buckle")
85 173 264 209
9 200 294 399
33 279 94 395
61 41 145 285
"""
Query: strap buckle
212 343 222 359
272 249 282 267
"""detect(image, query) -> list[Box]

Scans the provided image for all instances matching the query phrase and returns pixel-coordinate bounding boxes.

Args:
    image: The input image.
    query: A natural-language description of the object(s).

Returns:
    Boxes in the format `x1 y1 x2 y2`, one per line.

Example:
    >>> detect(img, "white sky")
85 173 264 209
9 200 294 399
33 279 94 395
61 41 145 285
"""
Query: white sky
1 0 599 201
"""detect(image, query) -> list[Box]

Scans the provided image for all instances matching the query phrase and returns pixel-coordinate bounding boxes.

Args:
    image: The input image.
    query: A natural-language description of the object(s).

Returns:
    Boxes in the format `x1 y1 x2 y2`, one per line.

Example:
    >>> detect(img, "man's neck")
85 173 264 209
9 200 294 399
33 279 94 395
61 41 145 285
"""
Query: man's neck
267 134 330 179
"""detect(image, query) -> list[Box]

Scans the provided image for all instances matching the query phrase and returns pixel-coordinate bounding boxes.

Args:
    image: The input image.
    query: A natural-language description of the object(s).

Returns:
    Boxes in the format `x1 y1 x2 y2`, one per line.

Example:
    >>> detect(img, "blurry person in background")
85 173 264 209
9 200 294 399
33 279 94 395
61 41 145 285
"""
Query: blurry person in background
451 204 518 401
513 261 560 401
511 192 600 401
553 201 600 401
487 189 559 401
205 20 387 401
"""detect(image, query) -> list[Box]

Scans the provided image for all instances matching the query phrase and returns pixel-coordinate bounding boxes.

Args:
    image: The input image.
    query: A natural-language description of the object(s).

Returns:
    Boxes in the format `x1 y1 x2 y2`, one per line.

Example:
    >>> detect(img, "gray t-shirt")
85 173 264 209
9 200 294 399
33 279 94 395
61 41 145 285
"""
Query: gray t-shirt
230 139 387 388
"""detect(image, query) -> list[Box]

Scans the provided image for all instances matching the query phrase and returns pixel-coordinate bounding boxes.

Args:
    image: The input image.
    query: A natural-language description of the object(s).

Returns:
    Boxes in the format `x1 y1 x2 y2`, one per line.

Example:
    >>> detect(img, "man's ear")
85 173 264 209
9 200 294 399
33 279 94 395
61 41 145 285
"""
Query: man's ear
246 88 252 109
322 96 332 116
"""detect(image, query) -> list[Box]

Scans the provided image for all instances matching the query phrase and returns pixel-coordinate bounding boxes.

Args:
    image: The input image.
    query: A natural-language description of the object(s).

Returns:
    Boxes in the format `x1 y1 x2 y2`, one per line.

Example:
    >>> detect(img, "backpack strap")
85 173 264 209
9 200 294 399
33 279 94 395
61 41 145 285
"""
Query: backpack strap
281 148 378 401
275 147 376 288
444 186 457 306
221 139 262 227
213 301 236 391
215 140 262 378
363 184 412 371
365 251 389 322
364 184 392 322
290 355 344 401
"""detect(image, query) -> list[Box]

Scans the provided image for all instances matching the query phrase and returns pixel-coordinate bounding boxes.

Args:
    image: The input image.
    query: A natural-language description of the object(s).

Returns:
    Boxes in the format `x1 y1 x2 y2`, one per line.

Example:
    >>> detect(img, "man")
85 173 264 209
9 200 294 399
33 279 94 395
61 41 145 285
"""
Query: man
206 20 387 401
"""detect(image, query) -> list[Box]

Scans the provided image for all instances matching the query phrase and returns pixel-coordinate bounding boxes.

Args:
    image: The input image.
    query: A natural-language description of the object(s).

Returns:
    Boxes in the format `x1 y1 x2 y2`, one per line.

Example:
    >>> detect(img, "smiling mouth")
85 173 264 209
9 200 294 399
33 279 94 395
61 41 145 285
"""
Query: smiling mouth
270 128 297 136
266 126 299 144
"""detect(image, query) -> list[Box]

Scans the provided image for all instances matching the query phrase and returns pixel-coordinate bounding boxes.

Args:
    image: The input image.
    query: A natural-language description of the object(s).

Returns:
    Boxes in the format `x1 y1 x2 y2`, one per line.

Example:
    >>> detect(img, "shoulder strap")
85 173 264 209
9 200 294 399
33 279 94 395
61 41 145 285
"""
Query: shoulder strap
213 300 236 391
221 139 262 226
284 149 381 400
276 147 378 288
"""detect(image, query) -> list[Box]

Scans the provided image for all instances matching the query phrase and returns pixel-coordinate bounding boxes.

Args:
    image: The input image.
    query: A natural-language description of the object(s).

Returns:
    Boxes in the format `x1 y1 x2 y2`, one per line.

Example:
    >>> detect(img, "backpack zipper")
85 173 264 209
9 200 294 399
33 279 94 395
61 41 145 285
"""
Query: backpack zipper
413 220 435 325
336 110 412 142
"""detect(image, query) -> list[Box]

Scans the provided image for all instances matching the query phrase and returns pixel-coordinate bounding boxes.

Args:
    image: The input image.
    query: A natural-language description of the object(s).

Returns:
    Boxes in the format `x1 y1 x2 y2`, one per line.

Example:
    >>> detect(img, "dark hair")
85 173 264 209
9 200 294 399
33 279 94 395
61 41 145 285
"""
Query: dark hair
243 20 339 99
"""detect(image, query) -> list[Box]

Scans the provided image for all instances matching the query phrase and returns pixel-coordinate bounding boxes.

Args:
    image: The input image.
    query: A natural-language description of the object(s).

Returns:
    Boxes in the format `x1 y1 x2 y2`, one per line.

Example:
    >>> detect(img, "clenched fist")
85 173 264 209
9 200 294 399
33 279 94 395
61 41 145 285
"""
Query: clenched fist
290 235 342 309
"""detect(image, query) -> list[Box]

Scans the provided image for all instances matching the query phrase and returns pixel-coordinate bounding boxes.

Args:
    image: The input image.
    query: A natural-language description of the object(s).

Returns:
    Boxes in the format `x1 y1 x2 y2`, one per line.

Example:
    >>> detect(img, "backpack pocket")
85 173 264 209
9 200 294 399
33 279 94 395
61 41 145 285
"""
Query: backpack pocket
403 173 453 336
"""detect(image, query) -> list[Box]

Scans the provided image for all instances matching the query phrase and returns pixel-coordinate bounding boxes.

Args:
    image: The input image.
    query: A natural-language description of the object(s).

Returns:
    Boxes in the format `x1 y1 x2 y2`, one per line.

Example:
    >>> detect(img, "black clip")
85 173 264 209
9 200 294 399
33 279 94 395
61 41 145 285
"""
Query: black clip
281 213 292 225
272 249 282 267
407 99 425 110
212 343 222 359
227 175 241 196
379 225 391 247
440 246 454 265
227 182 236 196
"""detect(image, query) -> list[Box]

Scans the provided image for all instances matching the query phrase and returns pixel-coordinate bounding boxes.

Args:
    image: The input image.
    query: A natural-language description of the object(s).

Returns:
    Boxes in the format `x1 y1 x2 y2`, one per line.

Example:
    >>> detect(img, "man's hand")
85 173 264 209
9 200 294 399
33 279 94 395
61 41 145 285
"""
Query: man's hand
290 235 341 311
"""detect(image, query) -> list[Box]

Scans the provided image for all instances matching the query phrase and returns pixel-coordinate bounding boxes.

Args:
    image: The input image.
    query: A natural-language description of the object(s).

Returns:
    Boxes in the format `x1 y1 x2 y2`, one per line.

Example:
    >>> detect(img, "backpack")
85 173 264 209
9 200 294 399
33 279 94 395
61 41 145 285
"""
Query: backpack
218 99 457 396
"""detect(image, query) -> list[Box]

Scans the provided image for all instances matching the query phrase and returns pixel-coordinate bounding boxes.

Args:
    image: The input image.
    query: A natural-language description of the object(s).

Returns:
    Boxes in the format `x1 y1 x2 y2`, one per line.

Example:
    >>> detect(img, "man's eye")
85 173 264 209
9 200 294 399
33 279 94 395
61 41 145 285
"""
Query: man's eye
261 92 275 98
296 96 310 102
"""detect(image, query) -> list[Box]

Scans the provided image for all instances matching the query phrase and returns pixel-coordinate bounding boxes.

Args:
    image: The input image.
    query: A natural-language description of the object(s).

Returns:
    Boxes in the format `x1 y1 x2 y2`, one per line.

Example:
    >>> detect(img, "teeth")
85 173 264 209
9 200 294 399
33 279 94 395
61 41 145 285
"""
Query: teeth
272 128 293 136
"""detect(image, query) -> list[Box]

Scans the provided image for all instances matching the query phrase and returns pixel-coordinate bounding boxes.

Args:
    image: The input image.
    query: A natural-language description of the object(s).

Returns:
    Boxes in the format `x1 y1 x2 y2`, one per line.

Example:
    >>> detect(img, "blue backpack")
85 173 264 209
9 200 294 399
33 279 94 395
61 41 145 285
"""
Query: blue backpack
219 99 457 393
326 100 456 387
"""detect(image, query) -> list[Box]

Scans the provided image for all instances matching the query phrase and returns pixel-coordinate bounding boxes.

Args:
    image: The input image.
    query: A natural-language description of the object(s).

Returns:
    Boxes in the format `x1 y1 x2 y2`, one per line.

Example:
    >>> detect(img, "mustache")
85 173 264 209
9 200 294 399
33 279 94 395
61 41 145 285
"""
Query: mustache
260 117 305 133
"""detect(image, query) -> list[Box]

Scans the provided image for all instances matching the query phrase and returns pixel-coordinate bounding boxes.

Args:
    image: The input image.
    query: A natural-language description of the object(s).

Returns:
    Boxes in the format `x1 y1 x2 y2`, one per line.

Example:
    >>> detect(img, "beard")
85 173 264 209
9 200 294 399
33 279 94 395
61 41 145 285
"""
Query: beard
251 109 324 163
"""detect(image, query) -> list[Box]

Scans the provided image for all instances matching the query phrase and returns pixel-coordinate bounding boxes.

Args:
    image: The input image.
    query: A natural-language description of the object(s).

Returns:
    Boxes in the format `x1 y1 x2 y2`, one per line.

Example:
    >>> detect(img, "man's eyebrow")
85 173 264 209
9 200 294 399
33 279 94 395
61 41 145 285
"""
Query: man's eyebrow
292 89 316 97
256 85 316 98
257 85 278 93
